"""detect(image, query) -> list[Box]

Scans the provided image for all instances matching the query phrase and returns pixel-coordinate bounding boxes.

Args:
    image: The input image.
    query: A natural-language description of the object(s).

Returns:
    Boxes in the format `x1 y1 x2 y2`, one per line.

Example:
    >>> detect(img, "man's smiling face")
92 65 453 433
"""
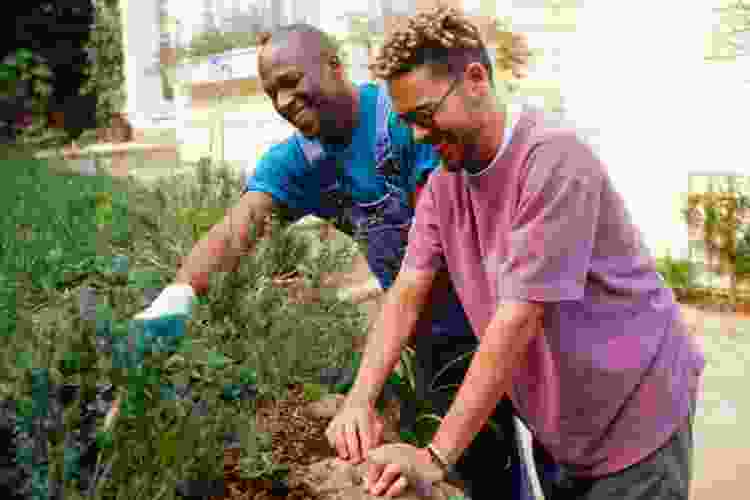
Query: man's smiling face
257 32 343 138
388 64 490 173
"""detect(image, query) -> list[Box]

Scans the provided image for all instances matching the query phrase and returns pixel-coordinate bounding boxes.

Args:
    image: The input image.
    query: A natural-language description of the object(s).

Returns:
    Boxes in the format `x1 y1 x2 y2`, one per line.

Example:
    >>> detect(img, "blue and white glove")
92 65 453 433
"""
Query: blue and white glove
117 284 197 366
134 283 196 320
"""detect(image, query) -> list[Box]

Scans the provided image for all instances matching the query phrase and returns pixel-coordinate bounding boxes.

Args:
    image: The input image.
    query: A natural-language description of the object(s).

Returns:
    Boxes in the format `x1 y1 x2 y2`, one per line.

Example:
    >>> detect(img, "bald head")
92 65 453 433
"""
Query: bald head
258 24 340 62
256 24 357 140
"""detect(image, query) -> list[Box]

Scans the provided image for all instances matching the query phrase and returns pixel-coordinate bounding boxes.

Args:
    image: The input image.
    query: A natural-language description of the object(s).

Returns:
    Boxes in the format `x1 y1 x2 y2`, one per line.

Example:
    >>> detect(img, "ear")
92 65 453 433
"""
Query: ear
329 54 343 70
328 55 345 78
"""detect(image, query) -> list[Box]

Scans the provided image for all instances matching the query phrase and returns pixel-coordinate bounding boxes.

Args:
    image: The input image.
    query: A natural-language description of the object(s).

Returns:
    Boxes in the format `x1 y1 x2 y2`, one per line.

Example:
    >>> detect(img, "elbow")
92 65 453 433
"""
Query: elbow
386 269 435 316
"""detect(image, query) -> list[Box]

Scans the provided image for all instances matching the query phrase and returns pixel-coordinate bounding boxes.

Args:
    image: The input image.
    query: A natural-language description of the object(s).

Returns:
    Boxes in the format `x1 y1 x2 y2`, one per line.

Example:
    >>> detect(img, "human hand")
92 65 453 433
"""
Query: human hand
325 397 385 465
365 443 444 498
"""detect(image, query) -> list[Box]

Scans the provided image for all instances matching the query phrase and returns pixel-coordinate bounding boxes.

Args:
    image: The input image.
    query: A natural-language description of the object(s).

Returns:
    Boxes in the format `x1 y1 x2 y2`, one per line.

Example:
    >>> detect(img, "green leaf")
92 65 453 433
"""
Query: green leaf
206 349 233 369
96 430 114 450
333 381 351 394
157 427 180 466
0 66 16 81
16 48 33 62
301 383 325 402
399 429 418 445
16 351 34 370
239 367 257 385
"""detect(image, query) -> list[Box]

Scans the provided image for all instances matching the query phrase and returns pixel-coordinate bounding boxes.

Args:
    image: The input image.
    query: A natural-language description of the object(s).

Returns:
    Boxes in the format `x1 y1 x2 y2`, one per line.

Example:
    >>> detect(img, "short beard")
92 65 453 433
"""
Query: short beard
456 125 486 174
461 92 485 113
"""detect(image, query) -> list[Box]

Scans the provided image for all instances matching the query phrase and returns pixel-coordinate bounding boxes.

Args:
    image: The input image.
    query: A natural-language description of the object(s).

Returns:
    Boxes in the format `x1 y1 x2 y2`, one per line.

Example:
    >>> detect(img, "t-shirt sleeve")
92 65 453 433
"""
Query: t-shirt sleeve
402 178 447 272
498 134 604 303
244 139 312 223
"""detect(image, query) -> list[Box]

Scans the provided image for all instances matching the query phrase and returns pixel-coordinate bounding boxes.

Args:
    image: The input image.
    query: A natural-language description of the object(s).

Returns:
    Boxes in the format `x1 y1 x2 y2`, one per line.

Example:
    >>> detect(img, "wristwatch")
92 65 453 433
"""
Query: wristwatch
427 444 455 476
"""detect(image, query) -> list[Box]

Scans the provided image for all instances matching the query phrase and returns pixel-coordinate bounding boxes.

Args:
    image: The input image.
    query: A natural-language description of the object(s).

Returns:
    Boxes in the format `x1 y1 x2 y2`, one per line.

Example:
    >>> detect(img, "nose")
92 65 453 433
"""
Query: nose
277 89 295 112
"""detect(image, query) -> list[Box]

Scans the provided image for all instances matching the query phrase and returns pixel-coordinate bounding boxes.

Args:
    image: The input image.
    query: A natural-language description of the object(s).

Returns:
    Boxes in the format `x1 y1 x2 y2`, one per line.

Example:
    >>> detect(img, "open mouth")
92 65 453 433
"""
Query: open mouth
293 108 314 129
434 141 458 158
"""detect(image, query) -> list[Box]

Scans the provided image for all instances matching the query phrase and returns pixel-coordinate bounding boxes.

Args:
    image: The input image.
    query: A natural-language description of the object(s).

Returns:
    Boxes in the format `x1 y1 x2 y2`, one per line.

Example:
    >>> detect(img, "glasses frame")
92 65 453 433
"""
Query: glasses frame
397 77 461 129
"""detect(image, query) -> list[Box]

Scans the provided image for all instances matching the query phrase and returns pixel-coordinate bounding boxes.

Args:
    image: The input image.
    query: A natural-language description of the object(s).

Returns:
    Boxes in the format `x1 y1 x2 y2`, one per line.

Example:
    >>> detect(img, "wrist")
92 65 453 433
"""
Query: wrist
175 267 209 296
346 385 378 407
427 443 456 470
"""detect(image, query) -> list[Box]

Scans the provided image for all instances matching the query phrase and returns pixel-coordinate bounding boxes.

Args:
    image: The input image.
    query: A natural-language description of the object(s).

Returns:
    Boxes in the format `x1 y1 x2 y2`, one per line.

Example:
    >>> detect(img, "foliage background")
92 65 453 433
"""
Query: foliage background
80 0 127 133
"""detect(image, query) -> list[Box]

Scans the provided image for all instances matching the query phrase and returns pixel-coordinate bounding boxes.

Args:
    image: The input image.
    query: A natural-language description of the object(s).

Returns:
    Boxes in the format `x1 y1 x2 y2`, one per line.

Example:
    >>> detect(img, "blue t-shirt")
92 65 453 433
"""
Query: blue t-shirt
245 82 439 221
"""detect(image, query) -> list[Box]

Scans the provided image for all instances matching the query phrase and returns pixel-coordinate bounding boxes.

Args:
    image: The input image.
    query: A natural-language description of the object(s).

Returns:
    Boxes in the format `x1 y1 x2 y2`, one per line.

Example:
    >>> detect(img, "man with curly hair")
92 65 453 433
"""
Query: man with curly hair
329 6 706 500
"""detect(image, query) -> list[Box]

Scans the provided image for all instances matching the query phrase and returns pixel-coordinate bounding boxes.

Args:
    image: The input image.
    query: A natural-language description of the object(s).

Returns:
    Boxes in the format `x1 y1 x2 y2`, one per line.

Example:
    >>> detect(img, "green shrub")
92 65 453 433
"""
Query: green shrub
656 253 698 299
1 156 365 498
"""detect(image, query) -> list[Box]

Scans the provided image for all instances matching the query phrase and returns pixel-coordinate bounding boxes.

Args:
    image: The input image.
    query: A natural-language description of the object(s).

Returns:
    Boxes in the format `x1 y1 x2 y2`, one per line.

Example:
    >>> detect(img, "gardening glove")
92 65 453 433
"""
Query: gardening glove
325 398 386 465
365 443 445 498
134 283 195 320
129 283 196 359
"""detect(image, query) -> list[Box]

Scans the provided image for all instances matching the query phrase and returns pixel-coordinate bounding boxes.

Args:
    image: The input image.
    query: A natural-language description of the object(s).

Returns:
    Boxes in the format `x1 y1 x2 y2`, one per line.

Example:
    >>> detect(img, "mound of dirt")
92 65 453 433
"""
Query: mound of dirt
219 386 466 500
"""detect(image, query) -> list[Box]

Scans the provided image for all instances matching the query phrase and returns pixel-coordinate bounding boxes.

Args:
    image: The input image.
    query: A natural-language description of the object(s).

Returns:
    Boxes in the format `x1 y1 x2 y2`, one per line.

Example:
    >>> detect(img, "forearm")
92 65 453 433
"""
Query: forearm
348 276 428 405
430 304 543 465
174 228 244 293
174 207 267 294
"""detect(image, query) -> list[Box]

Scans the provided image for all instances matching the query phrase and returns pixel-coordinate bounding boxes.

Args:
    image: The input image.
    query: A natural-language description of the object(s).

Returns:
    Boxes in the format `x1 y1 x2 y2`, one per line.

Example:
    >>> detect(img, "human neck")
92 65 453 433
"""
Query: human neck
319 82 360 145
462 105 507 175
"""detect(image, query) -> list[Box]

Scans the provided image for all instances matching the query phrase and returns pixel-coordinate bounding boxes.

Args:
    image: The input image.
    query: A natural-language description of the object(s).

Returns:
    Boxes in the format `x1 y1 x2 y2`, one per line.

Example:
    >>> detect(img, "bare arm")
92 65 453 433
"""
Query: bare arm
347 267 437 406
430 300 544 466
173 191 277 294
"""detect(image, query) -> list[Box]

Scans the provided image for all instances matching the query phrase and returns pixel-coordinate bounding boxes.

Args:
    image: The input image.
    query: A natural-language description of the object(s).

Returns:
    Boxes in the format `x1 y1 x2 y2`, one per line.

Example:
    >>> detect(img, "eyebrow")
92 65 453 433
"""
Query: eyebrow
263 68 300 90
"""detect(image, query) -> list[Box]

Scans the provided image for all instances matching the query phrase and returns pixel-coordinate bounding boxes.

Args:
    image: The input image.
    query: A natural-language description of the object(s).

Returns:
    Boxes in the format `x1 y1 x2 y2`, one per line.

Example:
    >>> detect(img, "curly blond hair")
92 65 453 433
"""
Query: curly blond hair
371 7 528 83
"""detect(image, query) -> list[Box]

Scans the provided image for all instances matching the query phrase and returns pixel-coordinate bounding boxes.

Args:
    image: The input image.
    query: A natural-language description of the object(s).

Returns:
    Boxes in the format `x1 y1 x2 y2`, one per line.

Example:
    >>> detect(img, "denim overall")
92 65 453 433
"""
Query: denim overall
293 85 536 500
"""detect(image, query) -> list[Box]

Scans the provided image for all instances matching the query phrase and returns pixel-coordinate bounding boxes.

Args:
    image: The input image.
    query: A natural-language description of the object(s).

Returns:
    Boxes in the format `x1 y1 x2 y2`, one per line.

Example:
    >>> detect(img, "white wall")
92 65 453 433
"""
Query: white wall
121 0 175 128
175 48 260 84
555 0 739 260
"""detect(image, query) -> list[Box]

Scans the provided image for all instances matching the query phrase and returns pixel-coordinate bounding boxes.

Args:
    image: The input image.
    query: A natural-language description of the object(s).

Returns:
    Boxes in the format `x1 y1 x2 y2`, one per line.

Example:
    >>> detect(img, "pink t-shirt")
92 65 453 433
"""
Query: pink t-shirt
402 107 706 477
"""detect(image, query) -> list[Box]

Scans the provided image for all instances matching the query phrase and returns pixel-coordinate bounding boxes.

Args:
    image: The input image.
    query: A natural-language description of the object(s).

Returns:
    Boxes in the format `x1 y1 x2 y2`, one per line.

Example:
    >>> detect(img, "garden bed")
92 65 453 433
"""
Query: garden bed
219 384 403 500
1 155 469 500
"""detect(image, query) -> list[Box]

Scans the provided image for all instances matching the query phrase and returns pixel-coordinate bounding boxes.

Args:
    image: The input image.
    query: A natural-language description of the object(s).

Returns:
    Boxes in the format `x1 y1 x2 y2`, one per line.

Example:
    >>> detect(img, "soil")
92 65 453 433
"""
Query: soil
219 384 332 500
216 384 404 500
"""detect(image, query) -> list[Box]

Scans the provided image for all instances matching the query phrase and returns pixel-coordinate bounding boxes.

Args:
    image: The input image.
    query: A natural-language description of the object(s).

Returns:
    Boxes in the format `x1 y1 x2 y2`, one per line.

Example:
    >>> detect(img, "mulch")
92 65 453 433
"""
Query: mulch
217 384 400 500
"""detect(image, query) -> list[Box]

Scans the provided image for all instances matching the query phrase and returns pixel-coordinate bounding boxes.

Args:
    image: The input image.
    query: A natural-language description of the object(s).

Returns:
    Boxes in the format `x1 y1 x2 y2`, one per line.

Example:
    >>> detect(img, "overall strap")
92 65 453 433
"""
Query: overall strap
294 131 325 165
374 82 393 165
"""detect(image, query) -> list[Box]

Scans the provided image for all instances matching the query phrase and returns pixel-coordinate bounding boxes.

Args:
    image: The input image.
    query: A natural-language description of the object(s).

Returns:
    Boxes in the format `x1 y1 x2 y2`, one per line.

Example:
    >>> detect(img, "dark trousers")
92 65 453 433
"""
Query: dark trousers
532 398 696 500
412 332 528 500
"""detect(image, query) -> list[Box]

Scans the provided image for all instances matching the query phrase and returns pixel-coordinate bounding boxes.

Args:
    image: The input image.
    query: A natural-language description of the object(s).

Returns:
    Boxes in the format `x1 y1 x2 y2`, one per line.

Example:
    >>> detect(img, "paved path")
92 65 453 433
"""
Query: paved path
681 305 749 500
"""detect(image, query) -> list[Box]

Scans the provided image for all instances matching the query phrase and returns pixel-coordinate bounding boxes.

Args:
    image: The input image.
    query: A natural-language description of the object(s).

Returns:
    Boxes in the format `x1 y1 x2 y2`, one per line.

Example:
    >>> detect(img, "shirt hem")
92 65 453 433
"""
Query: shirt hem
565 400 694 479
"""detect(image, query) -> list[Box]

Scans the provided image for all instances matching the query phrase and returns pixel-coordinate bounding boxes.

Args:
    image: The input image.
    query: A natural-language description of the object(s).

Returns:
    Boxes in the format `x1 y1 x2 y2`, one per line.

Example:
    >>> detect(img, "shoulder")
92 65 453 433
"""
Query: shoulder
520 108 605 181
251 135 306 180
256 136 304 168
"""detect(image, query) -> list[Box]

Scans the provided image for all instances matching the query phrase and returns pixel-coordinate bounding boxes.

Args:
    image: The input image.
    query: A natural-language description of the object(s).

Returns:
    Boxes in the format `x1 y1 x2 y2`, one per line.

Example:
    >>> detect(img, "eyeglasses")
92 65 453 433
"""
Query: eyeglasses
396 77 461 129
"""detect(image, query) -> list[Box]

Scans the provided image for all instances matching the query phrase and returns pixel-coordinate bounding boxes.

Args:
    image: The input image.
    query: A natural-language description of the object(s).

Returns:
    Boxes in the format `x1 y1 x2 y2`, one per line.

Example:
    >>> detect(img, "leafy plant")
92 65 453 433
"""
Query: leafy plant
655 253 698 300
683 177 750 309
80 0 127 131
1 155 365 498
